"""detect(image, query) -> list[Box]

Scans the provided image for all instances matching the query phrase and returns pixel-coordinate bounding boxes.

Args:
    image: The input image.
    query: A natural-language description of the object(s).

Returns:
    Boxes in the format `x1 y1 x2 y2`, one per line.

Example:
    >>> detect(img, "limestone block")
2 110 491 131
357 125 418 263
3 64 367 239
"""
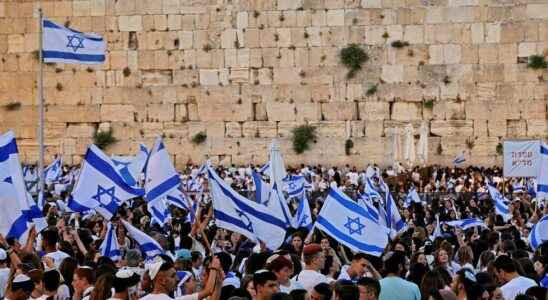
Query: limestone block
119 16 142 31
7 34 24 53
526 120 547 137
226 122 242 138
443 44 461 64
100 104 134 122
501 23 525 43
428 45 444 64
487 119 506 137
471 23 484 44
142 70 173 86
485 23 500 43
520 100 546 120
365 26 386 45
391 102 421 121
517 42 537 57
321 102 357 121
381 65 404 83
229 68 250 83
475 83 496 101
426 7 446 24
404 25 424 44
46 105 101 123
178 31 193 49
473 120 488 136
147 104 174 122
66 124 95 138
204 122 225 138
277 122 301 138
256 122 277 138
526 4 548 19
221 29 237 49
350 121 365 137
507 120 527 137
358 101 390 121
266 102 296 121
187 122 206 139
273 68 300 85
431 120 473 136
199 69 229 86
309 121 347 137
295 103 321 122
498 44 517 64
198 100 252 122
326 9 345 26
478 44 498 64
470 137 499 156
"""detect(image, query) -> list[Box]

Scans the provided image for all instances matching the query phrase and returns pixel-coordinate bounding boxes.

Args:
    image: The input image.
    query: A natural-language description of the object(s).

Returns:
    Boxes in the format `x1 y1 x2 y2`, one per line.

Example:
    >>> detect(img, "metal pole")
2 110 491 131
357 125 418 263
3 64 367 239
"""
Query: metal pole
37 8 45 199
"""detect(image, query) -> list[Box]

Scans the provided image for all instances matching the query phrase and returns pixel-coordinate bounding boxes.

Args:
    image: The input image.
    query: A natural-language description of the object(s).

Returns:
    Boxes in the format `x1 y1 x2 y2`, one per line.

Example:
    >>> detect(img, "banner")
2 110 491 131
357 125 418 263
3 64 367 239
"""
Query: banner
503 140 541 177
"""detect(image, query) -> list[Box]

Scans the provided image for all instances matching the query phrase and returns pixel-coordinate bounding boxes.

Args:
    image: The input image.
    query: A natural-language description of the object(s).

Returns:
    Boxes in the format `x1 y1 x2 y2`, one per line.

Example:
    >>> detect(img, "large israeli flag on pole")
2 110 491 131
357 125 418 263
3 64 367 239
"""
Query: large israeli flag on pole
121 220 164 261
529 214 548 251
537 143 548 201
486 183 512 222
44 157 62 185
144 138 180 203
207 164 286 250
42 19 106 64
315 187 389 256
68 145 144 219
293 194 313 231
99 222 121 261
0 132 47 242
111 144 149 187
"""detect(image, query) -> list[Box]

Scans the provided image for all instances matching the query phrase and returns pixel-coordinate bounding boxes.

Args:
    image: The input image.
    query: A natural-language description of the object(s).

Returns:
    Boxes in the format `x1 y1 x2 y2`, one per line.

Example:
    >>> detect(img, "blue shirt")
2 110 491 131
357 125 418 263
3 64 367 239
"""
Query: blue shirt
379 276 421 300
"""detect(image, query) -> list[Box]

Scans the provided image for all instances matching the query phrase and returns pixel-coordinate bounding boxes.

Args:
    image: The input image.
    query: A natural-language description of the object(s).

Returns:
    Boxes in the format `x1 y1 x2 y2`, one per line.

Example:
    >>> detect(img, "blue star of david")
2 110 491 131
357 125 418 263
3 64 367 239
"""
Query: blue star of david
66 35 84 52
344 216 365 236
236 209 253 232
300 214 309 225
92 185 119 206
288 182 297 190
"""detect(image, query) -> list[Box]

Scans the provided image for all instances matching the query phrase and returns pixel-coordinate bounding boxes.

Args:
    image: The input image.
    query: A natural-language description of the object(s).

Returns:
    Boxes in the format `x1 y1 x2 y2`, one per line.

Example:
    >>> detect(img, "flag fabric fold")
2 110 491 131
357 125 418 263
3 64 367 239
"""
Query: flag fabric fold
537 143 548 201
121 220 164 260
99 222 121 261
445 218 487 230
486 183 512 222
144 138 180 203
529 214 548 251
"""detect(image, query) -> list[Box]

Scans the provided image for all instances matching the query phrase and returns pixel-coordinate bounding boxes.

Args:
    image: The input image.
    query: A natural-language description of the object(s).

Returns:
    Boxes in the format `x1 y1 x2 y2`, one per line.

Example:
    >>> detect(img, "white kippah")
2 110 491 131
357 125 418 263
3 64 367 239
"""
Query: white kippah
13 274 31 283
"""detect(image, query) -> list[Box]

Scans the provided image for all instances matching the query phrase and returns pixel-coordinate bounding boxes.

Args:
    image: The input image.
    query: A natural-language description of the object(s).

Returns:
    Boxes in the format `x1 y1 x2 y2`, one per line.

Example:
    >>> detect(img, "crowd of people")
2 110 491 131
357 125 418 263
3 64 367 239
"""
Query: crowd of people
2 163 547 300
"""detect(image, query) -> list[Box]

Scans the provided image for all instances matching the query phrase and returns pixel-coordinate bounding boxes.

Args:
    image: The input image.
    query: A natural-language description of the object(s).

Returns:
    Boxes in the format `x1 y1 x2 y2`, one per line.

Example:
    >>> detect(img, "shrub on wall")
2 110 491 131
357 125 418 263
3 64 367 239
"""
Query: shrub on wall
291 125 316 154
94 129 117 150
191 132 207 145
339 44 369 79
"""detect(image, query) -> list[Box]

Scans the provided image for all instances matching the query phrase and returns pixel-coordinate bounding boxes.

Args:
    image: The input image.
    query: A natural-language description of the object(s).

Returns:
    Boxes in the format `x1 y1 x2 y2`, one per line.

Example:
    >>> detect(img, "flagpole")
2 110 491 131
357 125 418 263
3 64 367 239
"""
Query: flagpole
37 8 45 200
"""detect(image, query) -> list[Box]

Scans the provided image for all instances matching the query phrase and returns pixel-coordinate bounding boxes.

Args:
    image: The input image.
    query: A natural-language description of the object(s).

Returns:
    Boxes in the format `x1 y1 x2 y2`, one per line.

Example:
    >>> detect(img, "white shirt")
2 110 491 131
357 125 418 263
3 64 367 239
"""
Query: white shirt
337 265 352 281
501 276 537 300
293 270 330 291
140 293 173 300
45 250 70 269
0 267 10 298
279 279 304 293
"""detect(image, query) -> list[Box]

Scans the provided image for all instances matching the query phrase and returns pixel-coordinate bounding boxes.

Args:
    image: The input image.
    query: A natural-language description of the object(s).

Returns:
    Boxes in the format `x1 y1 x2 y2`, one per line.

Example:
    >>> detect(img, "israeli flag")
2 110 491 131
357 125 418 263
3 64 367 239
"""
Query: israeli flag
315 187 389 256
379 177 408 235
148 198 171 228
266 183 293 229
357 195 380 223
258 162 270 174
432 215 442 239
293 194 313 231
44 157 62 185
268 139 287 189
453 153 466 166
283 175 307 199
364 177 382 199
68 145 144 220
111 144 149 187
486 183 512 222
513 182 525 194
538 143 548 201
0 132 47 242
121 220 164 260
529 214 548 250
42 19 106 64
207 164 286 250
251 170 271 204
445 218 487 230
99 222 121 261
527 179 537 199
144 138 180 203
403 186 421 208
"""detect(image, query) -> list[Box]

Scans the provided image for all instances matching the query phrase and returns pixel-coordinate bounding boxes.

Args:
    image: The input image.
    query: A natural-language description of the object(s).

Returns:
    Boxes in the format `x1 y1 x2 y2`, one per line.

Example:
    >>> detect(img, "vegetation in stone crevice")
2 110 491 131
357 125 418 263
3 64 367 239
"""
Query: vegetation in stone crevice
423 99 434 109
339 44 369 79
291 125 316 154
93 129 117 150
496 143 503 155
191 131 207 145
3 101 21 111
345 139 354 155
391 40 409 48
436 143 443 155
527 55 547 70
466 138 475 150
123 67 131 77
366 84 378 96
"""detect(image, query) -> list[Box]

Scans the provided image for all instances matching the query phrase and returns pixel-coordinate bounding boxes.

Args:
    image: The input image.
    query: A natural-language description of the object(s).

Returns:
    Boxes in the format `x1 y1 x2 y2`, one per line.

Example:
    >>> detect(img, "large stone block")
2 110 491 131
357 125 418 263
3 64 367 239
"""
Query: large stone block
101 104 135 122
47 105 101 123
391 102 421 121
358 101 390 121
66 124 95 138
321 102 357 121
527 120 547 137
119 15 142 31
431 120 473 136
266 102 296 122
147 104 175 122
309 121 347 137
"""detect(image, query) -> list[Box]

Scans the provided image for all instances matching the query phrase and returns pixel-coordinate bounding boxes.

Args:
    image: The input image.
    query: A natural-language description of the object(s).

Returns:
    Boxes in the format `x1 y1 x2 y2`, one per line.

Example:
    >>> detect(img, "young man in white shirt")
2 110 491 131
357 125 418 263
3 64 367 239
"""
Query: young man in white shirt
493 255 537 300
41 228 70 269
293 244 331 291
338 253 381 282
0 249 10 298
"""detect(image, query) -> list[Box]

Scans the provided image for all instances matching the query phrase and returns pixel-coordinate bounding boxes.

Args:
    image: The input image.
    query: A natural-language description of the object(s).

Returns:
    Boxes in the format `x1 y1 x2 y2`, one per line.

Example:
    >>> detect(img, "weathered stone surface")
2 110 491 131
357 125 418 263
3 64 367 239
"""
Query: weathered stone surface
391 102 422 121
431 120 473 136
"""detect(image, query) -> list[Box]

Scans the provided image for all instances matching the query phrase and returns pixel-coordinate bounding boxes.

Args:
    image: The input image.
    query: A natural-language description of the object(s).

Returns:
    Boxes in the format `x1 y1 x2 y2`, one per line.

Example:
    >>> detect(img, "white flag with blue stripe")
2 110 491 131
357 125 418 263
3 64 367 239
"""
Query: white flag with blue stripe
315 187 389 256
121 220 164 261
0 131 47 242
265 183 293 229
44 157 62 185
357 194 381 224
379 177 408 236
486 183 512 222
364 177 382 199
293 194 313 231
537 143 548 201
68 145 145 220
268 139 287 190
165 189 196 224
207 164 286 250
99 222 121 261
432 215 442 239
529 214 548 251
403 186 421 208
445 218 487 230
111 144 149 187
42 19 106 64
144 138 180 203
251 170 271 204
453 152 466 166
258 162 270 174
283 175 307 199
148 198 171 228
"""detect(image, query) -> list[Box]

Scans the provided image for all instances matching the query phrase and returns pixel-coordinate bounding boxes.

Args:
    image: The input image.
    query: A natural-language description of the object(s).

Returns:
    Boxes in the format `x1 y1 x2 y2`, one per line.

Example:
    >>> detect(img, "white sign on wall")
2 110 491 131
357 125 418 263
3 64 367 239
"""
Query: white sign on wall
503 140 541 177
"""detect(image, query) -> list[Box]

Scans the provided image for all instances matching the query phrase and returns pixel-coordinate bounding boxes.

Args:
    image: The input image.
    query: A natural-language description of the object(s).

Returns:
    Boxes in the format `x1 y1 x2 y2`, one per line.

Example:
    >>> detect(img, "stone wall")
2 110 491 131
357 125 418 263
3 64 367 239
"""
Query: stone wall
0 0 546 168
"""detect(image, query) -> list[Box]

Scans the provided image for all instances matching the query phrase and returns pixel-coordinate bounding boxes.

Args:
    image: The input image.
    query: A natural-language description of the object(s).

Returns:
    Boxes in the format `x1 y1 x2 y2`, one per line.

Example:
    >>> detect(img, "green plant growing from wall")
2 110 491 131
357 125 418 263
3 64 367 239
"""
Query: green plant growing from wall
423 99 434 109
366 84 378 96
391 40 409 48
339 44 369 79
93 129 117 150
496 143 503 155
436 143 443 155
291 125 316 154
3 101 21 111
191 132 207 145
527 55 547 69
